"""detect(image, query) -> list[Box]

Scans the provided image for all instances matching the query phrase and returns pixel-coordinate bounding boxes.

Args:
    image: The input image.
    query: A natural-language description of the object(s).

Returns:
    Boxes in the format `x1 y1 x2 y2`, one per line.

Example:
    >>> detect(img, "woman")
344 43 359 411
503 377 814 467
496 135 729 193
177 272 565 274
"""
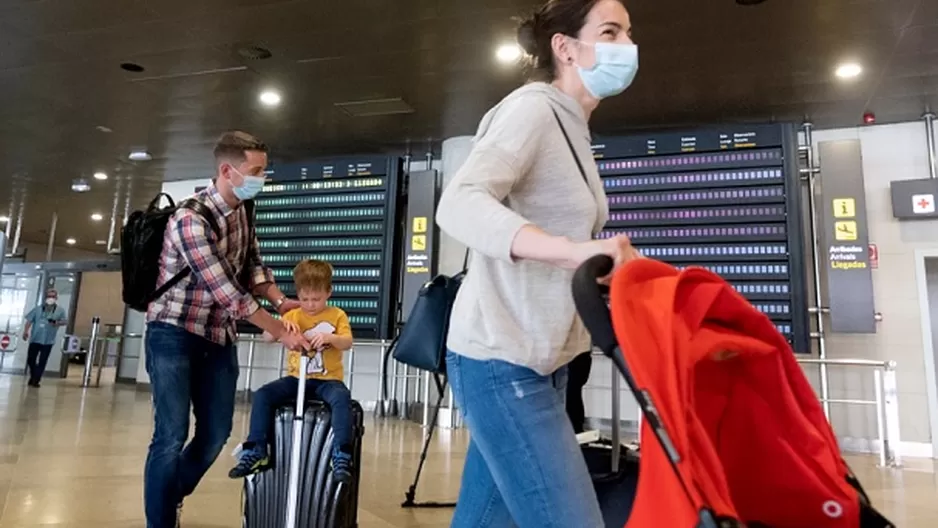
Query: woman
435 0 639 526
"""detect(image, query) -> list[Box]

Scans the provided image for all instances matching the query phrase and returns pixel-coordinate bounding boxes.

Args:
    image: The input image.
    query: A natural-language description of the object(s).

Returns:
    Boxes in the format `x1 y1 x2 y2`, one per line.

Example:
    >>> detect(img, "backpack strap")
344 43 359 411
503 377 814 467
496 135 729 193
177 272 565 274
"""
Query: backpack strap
144 199 224 306
238 199 256 289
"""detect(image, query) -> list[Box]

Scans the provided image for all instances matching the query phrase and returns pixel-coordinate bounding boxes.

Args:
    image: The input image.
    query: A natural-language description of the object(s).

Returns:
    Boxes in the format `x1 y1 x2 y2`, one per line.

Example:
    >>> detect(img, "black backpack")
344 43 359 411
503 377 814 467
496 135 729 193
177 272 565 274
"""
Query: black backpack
121 192 255 312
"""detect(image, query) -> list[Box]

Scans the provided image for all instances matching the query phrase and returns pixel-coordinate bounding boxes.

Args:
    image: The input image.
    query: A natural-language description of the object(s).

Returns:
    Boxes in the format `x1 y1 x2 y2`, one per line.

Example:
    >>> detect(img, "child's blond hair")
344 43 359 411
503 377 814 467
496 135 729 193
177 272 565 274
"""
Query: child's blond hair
293 259 333 292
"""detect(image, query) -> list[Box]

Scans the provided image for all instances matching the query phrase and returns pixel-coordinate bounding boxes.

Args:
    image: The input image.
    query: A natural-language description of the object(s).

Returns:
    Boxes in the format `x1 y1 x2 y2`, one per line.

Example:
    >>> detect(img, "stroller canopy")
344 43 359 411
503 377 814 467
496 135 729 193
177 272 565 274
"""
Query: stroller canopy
606 259 872 527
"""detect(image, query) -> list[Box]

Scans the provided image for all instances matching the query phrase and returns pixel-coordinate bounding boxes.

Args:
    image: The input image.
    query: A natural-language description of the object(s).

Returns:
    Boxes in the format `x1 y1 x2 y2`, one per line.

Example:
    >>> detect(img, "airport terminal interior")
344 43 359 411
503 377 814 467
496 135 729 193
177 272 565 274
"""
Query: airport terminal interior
2 0 938 526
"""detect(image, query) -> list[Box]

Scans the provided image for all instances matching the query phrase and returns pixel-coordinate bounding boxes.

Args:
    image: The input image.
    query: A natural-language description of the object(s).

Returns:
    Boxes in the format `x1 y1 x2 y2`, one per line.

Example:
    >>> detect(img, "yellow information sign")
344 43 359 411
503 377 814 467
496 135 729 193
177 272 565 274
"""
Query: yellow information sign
412 217 427 234
834 221 857 241
833 198 855 218
411 235 426 251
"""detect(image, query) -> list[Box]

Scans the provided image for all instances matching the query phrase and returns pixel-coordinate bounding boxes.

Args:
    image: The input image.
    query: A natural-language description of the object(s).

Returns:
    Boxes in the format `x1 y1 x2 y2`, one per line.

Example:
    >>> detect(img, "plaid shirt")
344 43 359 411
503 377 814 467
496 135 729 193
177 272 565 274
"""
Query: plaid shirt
147 183 274 345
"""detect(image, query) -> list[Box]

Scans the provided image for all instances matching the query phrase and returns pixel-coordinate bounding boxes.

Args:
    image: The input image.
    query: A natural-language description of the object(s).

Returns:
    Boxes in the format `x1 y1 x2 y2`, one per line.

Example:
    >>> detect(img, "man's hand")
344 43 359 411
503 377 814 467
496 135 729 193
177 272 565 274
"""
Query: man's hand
280 331 311 352
22 331 29 341
281 319 301 335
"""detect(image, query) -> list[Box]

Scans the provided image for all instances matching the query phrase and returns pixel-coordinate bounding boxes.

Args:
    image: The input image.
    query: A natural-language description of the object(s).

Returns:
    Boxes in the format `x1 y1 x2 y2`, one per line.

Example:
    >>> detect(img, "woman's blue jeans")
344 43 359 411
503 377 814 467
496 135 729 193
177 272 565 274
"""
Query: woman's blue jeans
446 350 604 528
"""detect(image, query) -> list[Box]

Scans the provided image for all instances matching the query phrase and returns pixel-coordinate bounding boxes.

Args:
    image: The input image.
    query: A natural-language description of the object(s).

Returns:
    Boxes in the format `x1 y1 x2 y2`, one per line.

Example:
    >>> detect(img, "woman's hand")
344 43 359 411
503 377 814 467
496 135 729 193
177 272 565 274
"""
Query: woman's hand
567 235 642 281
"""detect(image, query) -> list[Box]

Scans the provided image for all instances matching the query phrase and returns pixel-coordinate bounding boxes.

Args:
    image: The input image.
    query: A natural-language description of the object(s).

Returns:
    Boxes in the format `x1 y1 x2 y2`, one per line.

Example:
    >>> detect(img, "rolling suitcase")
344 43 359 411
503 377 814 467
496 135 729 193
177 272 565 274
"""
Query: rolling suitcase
242 355 365 528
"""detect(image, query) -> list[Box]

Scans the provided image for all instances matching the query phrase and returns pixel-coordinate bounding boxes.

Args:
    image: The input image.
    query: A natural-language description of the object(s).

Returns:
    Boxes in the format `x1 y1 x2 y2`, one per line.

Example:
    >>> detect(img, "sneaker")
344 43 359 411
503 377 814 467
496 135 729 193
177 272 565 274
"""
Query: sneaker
331 449 353 483
228 445 270 478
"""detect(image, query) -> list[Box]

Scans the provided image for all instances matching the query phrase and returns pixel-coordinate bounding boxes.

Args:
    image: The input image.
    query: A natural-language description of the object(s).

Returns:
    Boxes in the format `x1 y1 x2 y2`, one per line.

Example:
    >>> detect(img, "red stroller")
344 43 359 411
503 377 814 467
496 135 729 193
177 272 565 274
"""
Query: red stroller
572 256 894 528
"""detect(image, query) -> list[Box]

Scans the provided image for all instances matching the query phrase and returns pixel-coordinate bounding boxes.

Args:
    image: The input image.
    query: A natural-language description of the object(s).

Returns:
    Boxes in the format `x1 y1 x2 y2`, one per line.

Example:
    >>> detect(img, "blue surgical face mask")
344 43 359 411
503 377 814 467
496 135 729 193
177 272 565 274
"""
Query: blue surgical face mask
230 166 266 201
575 41 639 100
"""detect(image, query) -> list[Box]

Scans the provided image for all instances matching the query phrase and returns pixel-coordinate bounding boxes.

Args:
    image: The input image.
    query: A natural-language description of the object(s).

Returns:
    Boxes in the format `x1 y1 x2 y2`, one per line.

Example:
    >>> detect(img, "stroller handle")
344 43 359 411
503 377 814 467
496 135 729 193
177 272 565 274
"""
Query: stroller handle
571 255 618 357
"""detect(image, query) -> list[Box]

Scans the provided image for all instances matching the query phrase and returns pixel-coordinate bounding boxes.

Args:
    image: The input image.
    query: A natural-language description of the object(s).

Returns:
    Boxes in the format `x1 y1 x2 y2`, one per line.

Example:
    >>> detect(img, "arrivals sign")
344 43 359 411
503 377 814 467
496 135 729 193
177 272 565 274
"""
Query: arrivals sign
818 140 876 333
400 170 438 323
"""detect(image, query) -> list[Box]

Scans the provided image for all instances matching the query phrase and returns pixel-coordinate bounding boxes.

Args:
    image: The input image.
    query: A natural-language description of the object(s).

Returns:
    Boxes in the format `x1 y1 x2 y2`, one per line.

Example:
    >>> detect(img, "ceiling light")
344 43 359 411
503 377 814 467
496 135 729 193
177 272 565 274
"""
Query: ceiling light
835 63 862 79
0 216 8 223
95 240 107 245
120 62 145 73
65 238 77 245
71 179 91 193
496 44 523 64
129 150 152 161
95 125 113 133
90 213 104 221
259 90 282 107
93 171 108 180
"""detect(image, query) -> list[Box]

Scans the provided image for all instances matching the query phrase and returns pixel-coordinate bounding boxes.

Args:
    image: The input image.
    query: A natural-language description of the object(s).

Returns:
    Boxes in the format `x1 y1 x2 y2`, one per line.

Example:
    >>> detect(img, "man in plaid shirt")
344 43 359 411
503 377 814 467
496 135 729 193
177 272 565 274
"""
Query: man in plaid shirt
144 131 310 528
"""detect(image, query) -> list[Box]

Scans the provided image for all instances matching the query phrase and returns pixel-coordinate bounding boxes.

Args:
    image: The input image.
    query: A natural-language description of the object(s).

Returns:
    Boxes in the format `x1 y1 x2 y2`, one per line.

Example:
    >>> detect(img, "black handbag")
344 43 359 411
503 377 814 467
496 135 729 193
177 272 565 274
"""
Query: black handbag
391 252 468 374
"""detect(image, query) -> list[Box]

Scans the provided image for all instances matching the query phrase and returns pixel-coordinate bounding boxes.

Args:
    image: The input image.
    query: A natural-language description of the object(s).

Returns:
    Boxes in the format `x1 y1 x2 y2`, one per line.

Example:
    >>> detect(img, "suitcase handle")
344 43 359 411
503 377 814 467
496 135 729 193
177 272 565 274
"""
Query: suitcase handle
571 255 617 357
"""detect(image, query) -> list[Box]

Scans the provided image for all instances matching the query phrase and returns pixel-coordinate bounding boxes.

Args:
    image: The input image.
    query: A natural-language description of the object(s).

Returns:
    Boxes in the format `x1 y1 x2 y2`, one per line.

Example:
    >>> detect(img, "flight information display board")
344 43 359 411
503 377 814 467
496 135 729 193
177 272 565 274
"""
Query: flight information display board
592 123 810 353
243 155 402 340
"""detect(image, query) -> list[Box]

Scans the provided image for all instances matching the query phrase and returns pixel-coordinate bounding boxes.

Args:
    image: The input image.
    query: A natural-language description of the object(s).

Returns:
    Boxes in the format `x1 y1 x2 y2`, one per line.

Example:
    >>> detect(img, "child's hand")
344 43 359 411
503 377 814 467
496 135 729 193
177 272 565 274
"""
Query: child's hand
282 319 301 335
307 332 328 350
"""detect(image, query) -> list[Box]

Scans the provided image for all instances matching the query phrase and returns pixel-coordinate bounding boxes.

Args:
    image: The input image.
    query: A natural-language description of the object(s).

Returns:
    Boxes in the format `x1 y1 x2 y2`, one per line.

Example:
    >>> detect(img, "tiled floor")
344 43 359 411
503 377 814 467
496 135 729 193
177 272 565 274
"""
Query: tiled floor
0 373 934 527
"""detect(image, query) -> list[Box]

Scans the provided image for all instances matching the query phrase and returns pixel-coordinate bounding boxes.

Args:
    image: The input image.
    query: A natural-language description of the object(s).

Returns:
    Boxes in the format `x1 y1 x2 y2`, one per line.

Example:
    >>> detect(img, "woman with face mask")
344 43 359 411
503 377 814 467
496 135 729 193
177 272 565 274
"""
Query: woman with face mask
434 0 640 526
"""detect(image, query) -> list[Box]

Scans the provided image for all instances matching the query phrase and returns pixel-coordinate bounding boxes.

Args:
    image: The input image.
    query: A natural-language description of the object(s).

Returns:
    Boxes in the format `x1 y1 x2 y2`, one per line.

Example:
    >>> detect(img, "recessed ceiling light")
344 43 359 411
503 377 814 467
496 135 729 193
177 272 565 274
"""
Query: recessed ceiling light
259 90 282 107
71 179 91 193
95 240 107 245
0 216 9 223
129 150 152 161
736 0 768 5
95 125 113 133
65 238 77 245
90 213 104 221
120 62 145 73
495 43 523 64
835 62 863 79
93 171 108 181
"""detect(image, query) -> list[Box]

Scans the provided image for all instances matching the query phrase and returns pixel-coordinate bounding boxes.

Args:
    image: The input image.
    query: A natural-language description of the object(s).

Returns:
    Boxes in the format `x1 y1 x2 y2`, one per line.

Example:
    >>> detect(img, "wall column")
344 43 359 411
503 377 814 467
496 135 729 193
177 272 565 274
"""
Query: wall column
438 136 474 275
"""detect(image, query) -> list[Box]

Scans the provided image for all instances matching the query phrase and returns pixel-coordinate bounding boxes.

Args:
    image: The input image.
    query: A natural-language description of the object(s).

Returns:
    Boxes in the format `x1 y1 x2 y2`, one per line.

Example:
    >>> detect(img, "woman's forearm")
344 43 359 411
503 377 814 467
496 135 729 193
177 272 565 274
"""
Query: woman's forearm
509 225 576 267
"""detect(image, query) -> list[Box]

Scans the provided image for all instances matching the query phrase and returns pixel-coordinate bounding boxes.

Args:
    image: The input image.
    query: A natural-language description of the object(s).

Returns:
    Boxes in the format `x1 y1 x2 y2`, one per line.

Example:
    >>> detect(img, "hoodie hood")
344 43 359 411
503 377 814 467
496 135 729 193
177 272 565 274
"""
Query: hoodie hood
475 82 589 143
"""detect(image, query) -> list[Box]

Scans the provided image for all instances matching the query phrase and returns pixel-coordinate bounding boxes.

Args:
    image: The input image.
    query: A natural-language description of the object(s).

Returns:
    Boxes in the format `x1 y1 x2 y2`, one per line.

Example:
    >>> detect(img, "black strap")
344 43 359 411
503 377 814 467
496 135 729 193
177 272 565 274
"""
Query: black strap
550 108 590 186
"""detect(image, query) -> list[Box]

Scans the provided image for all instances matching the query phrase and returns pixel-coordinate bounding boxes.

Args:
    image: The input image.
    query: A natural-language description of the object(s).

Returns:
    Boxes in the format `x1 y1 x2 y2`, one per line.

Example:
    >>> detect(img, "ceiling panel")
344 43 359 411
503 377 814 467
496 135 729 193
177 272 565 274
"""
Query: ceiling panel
1 0 936 255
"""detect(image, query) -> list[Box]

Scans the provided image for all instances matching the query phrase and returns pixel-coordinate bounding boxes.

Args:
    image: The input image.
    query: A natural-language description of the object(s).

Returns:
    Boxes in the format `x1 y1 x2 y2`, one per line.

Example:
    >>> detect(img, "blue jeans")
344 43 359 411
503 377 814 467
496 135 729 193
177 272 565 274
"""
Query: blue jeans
446 350 603 528
144 322 239 528
246 376 353 452
26 342 53 384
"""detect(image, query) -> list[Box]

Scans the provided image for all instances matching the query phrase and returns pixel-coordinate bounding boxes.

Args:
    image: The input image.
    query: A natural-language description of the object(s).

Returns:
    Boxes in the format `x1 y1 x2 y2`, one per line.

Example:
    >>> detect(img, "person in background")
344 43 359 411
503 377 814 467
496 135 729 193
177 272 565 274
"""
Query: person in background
566 350 593 434
434 0 640 526
229 259 356 482
144 131 311 528
22 288 67 388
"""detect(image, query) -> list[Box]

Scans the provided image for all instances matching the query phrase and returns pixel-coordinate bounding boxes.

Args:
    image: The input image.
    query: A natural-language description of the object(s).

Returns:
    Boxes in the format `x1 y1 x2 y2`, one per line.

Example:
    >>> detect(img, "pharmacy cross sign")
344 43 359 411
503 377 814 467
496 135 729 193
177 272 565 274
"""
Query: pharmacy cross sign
918 197 931 210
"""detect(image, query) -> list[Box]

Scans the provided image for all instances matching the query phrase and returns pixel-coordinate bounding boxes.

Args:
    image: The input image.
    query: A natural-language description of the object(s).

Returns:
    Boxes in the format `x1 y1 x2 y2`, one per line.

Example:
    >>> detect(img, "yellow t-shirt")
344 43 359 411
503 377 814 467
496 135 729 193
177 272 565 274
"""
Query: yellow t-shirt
282 306 352 382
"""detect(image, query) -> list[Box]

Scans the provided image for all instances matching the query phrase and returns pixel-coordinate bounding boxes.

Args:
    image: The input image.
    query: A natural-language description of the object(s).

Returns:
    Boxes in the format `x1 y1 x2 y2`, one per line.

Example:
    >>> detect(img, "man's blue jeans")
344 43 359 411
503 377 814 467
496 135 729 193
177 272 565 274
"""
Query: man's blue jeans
446 350 604 528
144 322 239 528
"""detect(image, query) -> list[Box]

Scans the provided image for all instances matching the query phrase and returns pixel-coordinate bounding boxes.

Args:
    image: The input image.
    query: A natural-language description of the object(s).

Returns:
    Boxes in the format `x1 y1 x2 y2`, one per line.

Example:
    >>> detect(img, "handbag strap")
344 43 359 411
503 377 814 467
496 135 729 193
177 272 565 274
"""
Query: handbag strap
550 108 590 187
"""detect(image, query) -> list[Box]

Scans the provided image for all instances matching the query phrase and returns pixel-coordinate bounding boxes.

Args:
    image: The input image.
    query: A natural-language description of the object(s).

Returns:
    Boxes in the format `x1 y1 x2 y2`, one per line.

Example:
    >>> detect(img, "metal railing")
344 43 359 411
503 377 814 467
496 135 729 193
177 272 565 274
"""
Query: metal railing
587 350 903 469
796 358 902 468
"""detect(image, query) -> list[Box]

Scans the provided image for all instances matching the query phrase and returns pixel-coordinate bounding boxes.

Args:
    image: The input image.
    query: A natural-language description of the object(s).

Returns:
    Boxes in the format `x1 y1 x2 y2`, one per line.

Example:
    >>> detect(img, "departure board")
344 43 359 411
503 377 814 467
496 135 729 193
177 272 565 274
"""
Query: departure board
243 155 402 340
592 124 810 353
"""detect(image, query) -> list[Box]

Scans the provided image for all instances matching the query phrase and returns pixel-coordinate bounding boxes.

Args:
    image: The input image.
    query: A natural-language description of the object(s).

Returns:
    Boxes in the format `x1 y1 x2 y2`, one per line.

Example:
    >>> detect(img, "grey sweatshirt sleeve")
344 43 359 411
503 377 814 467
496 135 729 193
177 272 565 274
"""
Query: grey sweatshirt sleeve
436 95 552 262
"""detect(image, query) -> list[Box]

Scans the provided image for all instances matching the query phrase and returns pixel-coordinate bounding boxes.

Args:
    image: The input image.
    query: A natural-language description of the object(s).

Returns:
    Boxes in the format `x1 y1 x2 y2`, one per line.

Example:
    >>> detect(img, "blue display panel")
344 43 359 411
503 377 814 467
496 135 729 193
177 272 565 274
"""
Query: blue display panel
593 124 809 352
243 156 402 340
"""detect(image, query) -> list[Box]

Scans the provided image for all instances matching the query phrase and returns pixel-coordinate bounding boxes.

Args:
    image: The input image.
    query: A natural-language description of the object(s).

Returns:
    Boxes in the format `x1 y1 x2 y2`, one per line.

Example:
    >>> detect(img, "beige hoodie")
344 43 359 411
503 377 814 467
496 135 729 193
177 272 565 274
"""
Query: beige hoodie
436 82 609 376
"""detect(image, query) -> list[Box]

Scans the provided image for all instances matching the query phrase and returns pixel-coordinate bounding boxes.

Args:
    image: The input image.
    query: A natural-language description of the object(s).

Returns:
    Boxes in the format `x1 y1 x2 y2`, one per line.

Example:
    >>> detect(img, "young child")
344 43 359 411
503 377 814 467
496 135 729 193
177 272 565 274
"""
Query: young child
229 259 356 482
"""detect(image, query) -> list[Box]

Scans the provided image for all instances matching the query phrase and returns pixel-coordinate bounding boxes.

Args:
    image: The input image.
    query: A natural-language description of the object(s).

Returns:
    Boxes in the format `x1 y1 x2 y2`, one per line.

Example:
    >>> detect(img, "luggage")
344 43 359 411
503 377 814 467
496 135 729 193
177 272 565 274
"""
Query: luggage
242 356 364 528
571 255 894 528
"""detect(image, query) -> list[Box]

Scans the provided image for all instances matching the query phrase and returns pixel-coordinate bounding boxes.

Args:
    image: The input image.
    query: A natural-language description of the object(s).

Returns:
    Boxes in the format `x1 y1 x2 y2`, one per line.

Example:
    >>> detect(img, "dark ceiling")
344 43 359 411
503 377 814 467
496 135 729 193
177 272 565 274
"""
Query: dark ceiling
0 0 936 254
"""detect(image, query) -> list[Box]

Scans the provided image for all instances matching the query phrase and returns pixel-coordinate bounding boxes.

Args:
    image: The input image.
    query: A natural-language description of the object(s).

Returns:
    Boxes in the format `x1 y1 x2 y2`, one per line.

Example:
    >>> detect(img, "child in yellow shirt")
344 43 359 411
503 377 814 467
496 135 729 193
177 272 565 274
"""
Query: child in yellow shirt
229 259 355 482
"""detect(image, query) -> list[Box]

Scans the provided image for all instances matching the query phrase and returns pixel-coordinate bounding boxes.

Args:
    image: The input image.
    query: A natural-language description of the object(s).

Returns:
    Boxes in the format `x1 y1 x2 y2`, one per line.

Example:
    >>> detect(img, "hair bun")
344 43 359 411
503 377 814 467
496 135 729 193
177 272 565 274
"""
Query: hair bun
516 17 538 56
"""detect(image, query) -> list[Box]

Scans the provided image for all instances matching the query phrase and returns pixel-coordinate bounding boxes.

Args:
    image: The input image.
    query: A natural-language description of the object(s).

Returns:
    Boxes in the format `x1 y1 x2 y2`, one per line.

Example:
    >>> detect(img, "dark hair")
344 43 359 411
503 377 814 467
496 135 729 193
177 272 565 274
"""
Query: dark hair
213 130 268 164
517 0 611 80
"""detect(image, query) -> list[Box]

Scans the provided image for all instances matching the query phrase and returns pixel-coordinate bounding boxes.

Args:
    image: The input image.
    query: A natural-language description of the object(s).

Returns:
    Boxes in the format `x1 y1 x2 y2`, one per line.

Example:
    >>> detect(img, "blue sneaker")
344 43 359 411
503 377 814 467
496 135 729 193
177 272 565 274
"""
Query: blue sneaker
228 444 270 478
331 448 353 483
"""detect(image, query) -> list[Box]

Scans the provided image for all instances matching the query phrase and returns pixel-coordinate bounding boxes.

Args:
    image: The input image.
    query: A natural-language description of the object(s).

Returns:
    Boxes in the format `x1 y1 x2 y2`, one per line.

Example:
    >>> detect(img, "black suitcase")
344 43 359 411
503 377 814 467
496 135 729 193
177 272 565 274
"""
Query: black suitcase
242 356 365 528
